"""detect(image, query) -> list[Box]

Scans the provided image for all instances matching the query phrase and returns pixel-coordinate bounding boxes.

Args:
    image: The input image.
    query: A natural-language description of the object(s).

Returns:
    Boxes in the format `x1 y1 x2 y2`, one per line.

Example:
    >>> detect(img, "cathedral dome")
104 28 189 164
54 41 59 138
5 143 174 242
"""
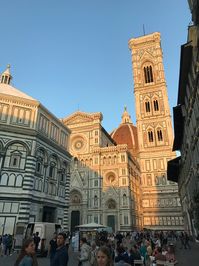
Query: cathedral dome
111 107 139 157
0 65 35 101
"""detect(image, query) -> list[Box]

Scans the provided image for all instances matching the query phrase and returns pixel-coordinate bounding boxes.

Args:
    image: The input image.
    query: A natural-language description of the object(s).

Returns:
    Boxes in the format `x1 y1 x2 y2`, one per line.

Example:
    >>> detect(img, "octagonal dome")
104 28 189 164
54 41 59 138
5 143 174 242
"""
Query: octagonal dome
111 107 139 157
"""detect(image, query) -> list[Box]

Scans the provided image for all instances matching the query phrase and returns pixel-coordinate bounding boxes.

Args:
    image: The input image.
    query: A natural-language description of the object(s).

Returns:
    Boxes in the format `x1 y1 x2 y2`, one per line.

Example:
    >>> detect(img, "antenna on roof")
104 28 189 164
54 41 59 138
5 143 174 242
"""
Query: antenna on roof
143 24 146 36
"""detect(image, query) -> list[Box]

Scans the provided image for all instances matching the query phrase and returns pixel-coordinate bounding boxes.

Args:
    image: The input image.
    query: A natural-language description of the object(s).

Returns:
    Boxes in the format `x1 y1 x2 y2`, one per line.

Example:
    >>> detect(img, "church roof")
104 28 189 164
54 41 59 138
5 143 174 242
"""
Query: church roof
0 83 36 101
111 107 139 157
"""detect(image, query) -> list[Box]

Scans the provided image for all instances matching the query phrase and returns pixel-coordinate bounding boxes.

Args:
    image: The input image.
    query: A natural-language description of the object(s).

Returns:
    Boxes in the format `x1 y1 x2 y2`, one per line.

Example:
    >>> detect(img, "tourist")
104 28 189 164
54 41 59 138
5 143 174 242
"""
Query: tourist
129 245 142 266
165 245 176 263
154 247 166 266
115 246 130 265
14 239 38 266
33 232 40 252
78 237 92 266
51 232 68 266
90 241 99 266
48 232 57 266
96 246 113 266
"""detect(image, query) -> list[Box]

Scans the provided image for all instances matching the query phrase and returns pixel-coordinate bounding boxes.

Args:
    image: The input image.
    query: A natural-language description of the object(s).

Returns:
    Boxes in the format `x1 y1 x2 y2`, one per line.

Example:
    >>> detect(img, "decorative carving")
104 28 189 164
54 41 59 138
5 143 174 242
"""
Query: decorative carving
107 199 116 209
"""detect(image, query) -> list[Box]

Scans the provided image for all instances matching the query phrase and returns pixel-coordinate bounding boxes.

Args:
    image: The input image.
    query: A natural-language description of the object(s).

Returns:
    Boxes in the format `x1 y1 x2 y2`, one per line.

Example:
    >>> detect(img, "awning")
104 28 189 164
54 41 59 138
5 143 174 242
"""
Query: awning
167 156 181 183
76 222 106 229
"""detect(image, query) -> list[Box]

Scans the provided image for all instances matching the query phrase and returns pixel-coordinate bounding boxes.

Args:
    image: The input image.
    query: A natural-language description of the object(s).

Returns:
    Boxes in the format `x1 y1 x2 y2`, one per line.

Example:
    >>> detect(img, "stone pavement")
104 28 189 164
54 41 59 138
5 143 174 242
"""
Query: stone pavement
175 240 199 266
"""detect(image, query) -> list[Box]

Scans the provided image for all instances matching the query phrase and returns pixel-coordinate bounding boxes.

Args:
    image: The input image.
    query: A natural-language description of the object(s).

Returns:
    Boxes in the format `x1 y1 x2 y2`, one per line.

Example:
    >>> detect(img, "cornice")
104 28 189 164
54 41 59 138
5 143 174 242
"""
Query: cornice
61 111 103 124
0 124 72 158
129 32 161 50
0 93 39 108
92 144 128 154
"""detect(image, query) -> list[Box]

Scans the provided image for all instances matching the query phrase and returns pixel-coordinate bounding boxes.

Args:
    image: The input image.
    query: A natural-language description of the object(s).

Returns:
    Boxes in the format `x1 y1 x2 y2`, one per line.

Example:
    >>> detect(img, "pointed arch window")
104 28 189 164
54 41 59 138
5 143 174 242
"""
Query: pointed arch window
49 163 55 178
36 149 45 175
148 131 154 142
94 195 98 207
154 100 159 111
123 194 127 206
10 152 21 168
157 129 163 141
144 65 154 83
145 101 151 112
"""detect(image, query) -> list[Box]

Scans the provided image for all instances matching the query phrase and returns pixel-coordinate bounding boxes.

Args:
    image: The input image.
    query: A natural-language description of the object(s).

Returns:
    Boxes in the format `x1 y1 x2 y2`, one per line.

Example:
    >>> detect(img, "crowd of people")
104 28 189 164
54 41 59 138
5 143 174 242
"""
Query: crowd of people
1 229 192 266
75 230 181 266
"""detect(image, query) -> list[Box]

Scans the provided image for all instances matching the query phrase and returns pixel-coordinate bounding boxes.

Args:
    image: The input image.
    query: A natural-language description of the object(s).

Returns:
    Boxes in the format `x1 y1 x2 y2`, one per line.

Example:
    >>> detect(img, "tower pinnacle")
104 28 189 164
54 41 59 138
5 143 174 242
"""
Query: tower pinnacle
121 106 132 124
0 65 12 85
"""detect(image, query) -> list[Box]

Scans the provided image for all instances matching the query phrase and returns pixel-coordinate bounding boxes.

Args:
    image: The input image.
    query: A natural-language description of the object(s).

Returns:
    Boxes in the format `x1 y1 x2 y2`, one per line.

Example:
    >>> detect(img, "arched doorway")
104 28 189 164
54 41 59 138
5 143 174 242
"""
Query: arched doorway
70 190 82 232
70 210 80 232
106 199 117 232
107 215 115 232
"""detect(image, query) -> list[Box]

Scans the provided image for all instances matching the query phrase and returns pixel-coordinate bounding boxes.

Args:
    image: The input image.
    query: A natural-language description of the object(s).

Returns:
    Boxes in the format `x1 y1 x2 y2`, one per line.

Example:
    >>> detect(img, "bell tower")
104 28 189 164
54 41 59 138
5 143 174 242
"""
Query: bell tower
129 32 183 230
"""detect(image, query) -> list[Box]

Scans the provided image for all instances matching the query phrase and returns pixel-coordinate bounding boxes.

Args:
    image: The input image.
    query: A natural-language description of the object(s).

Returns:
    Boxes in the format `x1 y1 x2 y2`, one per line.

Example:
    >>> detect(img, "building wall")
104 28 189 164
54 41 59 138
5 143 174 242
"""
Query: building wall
171 0 199 236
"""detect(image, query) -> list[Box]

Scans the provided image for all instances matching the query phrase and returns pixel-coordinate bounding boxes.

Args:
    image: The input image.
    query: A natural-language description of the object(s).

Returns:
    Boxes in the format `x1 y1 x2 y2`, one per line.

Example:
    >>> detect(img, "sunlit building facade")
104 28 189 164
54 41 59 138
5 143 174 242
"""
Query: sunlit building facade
62 111 142 232
0 66 71 236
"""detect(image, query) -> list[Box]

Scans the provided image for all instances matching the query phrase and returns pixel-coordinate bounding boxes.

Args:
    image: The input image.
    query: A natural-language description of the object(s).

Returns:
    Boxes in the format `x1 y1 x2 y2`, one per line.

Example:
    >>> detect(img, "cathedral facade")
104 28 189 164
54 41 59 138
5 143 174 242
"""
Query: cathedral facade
62 111 142 232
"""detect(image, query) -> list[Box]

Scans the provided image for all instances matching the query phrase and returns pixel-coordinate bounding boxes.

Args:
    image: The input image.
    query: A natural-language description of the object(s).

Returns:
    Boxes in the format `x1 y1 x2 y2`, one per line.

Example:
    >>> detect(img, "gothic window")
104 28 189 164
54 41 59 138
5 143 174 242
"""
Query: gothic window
144 65 154 83
147 175 152 186
0 173 8 185
94 195 98 207
10 152 21 168
8 174 15 186
124 215 129 225
16 175 23 187
162 174 166 185
48 155 58 179
36 161 41 173
154 100 159 111
155 176 159 185
122 178 126 185
157 129 163 141
123 194 127 205
121 155 125 162
35 149 45 175
148 131 154 142
145 101 151 112
94 216 98 223
49 163 55 178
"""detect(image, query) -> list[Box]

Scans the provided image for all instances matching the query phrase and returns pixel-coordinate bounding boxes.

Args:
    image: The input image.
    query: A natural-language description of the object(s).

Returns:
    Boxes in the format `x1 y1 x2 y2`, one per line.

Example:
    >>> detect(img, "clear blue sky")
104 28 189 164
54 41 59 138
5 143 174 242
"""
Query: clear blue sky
0 0 191 132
